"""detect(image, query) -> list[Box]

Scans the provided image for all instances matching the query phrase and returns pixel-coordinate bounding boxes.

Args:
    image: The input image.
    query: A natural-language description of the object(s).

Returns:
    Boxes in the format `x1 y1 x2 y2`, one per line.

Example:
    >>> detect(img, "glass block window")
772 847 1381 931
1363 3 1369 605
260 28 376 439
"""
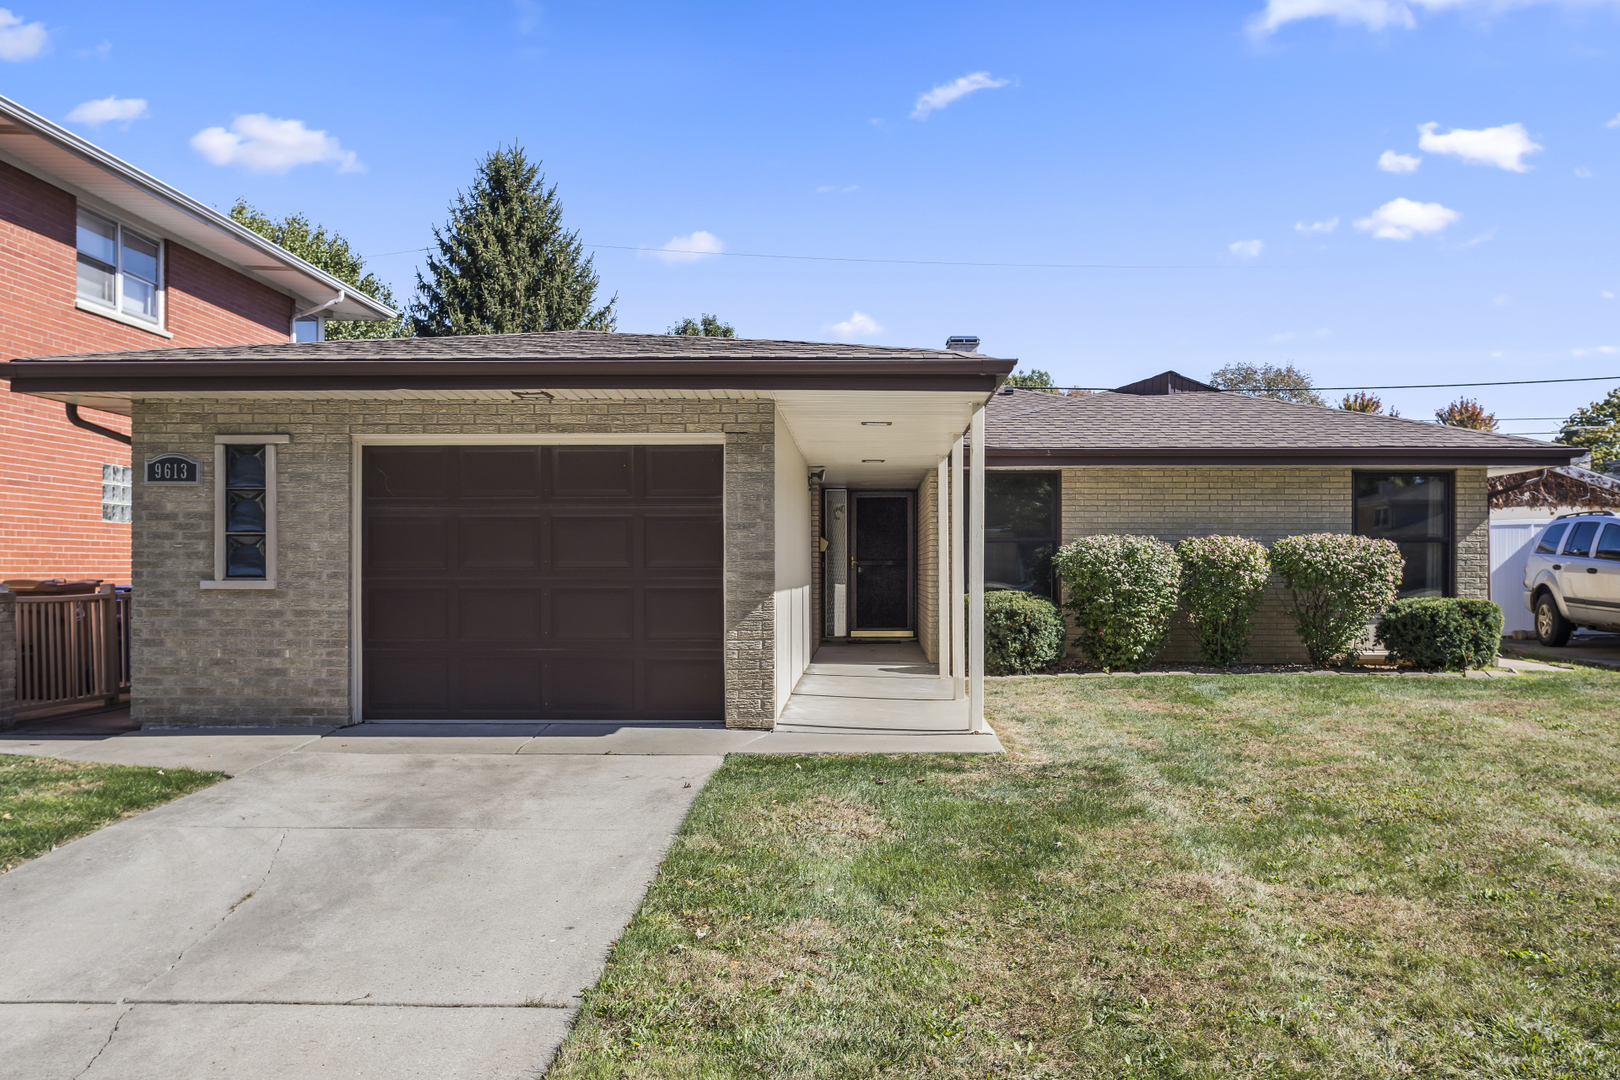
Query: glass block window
223 445 268 579
101 463 132 523
1353 472 1453 598
76 208 163 324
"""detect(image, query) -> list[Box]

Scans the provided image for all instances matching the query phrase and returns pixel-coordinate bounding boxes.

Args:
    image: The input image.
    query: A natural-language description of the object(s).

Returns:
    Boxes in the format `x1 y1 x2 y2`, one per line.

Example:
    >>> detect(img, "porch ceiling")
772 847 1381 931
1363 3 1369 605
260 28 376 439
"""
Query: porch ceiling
773 389 983 489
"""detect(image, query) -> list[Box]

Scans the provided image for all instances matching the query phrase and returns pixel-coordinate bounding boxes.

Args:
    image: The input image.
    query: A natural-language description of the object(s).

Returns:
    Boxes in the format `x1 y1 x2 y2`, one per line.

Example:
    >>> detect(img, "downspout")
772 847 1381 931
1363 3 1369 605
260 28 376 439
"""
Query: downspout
292 290 345 339
65 403 131 446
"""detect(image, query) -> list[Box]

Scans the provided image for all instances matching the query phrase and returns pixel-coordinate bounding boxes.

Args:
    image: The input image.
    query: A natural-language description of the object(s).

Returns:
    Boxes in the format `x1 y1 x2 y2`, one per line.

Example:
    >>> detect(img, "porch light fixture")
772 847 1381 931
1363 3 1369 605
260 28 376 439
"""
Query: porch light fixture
861 421 892 426
862 459 885 464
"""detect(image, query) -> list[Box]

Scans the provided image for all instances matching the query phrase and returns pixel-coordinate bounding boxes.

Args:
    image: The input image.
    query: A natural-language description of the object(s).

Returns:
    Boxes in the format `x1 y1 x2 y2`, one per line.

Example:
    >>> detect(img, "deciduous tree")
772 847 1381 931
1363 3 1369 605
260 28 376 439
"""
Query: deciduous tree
1208 362 1325 406
1340 391 1398 416
1559 387 1620 469
1435 397 1498 431
668 314 734 337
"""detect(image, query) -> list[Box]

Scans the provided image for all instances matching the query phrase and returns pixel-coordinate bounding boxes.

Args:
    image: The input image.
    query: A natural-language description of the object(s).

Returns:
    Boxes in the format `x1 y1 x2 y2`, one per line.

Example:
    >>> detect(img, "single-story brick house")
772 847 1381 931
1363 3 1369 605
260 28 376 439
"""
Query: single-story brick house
0 342 1580 731
978 373 1581 663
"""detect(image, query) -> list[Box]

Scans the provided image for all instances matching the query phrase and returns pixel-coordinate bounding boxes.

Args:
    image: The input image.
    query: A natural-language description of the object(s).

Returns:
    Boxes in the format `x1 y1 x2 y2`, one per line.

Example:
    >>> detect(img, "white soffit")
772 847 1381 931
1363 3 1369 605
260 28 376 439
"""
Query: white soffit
0 96 393 322
773 389 982 488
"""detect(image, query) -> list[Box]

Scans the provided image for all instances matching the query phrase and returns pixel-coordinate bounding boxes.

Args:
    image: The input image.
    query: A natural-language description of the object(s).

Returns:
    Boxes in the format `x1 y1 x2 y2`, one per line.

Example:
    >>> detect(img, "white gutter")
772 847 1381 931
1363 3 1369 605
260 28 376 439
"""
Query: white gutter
0 94 398 323
295 291 346 320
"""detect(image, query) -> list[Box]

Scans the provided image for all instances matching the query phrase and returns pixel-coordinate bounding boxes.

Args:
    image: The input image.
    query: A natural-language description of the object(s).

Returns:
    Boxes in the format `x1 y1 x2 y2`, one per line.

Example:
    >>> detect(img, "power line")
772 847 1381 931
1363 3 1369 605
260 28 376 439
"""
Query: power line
369 242 1250 270
1053 375 1620 392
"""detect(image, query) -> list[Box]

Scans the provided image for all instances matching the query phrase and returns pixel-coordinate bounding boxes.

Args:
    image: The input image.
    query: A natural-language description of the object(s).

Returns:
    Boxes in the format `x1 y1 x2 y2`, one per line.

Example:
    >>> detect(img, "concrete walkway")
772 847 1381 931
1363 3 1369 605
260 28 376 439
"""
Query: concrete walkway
0 748 720 1079
776 642 980 736
1502 631 1620 671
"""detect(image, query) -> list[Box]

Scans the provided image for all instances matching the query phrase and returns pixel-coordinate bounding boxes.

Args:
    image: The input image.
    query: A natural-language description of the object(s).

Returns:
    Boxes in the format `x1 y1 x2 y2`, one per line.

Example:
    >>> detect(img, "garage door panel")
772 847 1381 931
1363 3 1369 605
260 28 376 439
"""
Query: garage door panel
549 659 637 713
459 447 541 499
553 447 632 497
368 589 450 641
365 447 450 499
551 588 634 640
363 445 720 722
645 588 723 640
552 516 633 567
459 658 543 710
642 658 724 715
368 518 449 569
366 658 450 712
644 517 722 567
458 589 542 640
459 517 541 568
645 445 723 496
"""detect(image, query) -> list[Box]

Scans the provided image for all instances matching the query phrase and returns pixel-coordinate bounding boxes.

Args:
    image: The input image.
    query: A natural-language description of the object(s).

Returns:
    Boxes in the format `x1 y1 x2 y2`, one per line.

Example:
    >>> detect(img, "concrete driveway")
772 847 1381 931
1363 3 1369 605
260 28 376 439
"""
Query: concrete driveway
0 746 722 1079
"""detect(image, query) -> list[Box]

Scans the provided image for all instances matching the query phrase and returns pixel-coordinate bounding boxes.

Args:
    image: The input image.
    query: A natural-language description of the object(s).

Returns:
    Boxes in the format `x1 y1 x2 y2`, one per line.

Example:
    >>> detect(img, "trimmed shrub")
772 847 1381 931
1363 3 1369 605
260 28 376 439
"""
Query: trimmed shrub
1270 533 1403 667
1053 535 1181 671
1375 597 1504 670
1175 536 1272 667
980 591 1066 675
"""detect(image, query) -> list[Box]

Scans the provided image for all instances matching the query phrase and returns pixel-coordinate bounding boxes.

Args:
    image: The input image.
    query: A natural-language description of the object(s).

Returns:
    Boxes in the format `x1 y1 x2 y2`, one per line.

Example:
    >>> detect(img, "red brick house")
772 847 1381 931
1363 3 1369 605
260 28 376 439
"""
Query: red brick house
0 93 394 584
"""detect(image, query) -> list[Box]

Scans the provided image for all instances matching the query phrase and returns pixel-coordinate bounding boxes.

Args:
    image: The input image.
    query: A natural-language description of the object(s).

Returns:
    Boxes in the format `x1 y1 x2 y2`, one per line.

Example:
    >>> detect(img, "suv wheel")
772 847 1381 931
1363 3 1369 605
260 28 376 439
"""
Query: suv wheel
1534 592 1573 647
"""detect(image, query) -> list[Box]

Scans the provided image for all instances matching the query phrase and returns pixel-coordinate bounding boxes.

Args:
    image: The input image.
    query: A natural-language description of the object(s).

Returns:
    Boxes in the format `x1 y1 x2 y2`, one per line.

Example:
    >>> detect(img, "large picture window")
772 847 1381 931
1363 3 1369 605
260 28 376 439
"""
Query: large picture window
1353 472 1452 598
984 472 1058 600
75 208 162 324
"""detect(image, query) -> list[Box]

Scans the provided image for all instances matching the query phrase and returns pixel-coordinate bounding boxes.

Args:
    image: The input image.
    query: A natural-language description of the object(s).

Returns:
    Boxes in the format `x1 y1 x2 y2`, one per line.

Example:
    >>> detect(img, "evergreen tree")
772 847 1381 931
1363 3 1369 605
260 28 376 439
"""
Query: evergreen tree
668 313 735 337
410 145 616 336
229 200 409 339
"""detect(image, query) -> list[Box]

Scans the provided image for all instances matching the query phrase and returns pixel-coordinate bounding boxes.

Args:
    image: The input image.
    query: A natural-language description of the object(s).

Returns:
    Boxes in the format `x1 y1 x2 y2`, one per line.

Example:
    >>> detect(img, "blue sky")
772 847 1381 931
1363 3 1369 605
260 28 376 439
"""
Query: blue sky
4 0 1618 432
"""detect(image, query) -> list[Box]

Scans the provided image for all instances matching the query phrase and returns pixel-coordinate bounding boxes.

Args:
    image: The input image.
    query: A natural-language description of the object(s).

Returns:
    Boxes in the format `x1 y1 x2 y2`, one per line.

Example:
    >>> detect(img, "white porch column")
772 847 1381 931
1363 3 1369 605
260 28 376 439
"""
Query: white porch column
950 433 965 700
937 456 951 681
968 407 986 730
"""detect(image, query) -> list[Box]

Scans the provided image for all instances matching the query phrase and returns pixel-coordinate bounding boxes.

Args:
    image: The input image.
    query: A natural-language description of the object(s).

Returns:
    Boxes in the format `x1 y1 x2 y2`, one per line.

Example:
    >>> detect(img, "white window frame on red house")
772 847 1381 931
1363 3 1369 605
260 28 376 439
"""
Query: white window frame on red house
74 205 173 338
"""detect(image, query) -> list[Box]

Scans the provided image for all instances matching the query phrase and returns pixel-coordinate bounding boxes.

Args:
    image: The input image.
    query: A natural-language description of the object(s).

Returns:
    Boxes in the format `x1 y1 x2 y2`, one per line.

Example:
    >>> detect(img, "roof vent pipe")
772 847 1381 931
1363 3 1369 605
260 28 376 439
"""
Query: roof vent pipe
945 335 980 352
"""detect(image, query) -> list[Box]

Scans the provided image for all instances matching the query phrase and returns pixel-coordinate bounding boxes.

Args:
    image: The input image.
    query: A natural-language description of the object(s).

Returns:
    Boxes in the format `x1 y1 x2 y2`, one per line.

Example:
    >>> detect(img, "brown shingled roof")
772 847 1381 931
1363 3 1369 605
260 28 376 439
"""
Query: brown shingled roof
984 380 1581 468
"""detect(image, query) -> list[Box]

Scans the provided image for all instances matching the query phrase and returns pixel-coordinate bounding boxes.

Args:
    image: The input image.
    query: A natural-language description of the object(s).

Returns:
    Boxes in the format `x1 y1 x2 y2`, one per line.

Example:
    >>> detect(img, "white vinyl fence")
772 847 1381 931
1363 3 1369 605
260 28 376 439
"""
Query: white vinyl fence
1490 521 1543 636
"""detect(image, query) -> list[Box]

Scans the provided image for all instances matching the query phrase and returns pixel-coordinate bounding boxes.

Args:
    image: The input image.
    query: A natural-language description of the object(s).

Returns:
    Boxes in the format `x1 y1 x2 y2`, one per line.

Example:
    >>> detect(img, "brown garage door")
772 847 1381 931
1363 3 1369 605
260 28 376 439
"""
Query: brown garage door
361 444 723 721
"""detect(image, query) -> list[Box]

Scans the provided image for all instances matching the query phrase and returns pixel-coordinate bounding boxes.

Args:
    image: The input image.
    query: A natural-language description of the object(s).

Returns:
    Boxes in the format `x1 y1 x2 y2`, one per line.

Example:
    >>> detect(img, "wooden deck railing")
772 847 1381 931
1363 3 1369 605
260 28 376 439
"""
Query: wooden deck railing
15 586 130 717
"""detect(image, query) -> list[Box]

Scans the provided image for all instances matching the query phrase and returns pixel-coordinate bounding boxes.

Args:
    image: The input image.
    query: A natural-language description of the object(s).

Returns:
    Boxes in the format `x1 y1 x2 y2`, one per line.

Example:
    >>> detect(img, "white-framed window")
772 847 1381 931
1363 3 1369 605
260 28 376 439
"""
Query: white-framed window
75 207 163 324
101 463 132 523
201 434 289 591
293 315 326 342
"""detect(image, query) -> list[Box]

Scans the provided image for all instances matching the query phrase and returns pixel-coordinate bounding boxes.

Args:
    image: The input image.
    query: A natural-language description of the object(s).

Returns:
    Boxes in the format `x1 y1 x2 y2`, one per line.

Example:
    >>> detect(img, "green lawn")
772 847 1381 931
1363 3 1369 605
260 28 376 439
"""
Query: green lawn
0 755 224 873
550 670 1620 1079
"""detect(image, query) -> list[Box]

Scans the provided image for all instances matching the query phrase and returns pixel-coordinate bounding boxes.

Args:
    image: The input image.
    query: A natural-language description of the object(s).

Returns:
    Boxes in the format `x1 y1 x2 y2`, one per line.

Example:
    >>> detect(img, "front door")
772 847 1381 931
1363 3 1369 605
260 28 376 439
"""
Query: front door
850 491 913 636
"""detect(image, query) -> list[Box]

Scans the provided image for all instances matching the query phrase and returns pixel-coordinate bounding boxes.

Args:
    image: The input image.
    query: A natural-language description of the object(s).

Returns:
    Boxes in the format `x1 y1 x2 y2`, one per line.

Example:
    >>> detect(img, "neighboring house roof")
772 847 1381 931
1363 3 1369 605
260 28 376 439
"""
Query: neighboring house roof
984 374 1581 468
1489 466 1620 510
0 94 395 323
0 331 1017 399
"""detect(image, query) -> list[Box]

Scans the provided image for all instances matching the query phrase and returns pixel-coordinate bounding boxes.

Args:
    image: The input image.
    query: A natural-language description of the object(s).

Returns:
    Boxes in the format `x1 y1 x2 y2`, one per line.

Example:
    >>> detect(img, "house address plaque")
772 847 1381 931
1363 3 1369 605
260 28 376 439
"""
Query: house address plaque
145 453 202 484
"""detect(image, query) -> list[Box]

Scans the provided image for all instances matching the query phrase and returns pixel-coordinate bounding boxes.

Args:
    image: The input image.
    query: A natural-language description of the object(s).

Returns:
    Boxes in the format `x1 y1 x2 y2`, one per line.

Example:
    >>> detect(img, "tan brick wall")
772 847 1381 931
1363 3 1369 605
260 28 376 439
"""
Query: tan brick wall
1057 466 1489 664
129 398 775 728
916 469 939 662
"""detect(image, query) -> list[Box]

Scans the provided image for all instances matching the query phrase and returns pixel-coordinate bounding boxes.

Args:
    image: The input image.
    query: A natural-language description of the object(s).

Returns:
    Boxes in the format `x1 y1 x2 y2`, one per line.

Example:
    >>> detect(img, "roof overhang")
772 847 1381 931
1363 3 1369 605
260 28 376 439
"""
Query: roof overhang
988 446 1585 469
0 95 395 323
0 357 1013 410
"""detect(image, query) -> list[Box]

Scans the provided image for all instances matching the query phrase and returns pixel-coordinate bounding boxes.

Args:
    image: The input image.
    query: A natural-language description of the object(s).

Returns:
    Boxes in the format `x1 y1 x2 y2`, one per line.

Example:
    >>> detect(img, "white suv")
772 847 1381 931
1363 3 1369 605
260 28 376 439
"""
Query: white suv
1523 511 1620 646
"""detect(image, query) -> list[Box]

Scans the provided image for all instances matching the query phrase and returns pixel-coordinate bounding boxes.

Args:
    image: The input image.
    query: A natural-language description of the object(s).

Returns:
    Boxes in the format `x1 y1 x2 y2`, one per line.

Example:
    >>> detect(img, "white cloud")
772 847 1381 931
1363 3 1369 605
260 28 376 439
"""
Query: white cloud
644 231 724 264
1417 121 1541 172
816 184 858 195
828 311 883 339
1228 239 1265 258
1294 217 1339 233
1250 0 1620 37
1573 345 1618 356
1492 294 1510 306
1607 113 1620 129
76 39 110 59
0 8 47 60
190 114 361 173
1269 331 1297 343
1354 197 1460 240
1575 166 1594 178
911 72 1009 120
66 96 148 127
1378 150 1422 173
1604 290 1616 300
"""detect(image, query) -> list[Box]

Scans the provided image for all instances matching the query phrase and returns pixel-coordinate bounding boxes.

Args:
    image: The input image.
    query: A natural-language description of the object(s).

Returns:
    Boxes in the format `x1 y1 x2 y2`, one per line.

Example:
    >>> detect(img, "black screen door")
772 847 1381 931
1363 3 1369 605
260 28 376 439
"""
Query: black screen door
850 492 913 633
